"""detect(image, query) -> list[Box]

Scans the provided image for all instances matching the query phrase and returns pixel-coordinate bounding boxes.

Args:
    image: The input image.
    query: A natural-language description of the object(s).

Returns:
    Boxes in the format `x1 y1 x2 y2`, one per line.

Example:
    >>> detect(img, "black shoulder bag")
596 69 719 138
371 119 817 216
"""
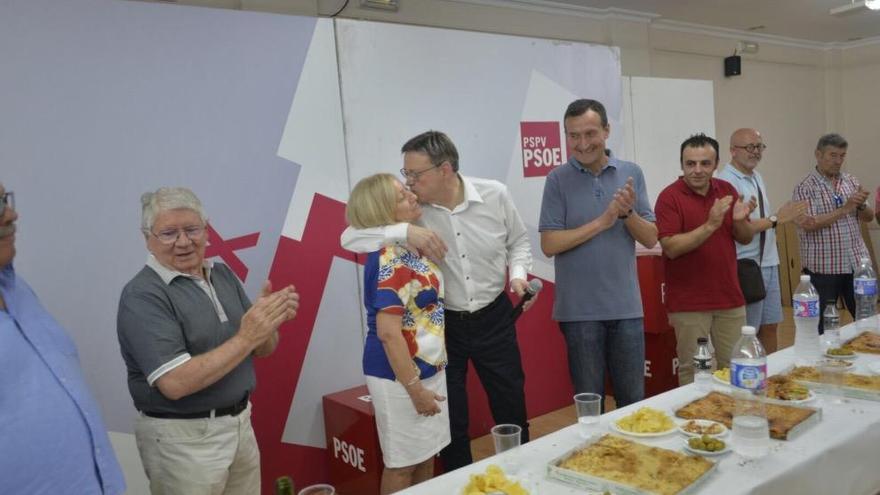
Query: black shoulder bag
737 179 767 303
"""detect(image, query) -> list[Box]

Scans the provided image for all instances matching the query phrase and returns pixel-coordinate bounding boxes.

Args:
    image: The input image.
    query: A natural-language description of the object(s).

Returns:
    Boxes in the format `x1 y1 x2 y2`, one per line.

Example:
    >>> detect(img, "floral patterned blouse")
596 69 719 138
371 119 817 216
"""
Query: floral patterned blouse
362 245 445 381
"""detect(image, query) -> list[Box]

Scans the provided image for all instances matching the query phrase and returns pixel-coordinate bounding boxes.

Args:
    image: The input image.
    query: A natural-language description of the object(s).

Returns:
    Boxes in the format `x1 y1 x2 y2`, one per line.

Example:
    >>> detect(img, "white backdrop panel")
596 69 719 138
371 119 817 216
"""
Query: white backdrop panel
337 20 623 284
626 76 716 205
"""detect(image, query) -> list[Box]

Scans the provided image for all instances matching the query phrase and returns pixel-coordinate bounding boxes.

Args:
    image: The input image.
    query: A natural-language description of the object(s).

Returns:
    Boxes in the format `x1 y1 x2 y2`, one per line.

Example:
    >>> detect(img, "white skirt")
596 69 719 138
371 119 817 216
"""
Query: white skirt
365 371 451 468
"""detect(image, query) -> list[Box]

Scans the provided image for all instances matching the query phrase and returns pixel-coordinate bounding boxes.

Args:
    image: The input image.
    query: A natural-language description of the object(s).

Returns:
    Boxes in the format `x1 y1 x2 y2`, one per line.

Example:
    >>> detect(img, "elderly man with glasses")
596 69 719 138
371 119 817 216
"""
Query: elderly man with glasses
117 187 299 495
341 131 534 471
0 184 125 494
716 128 807 352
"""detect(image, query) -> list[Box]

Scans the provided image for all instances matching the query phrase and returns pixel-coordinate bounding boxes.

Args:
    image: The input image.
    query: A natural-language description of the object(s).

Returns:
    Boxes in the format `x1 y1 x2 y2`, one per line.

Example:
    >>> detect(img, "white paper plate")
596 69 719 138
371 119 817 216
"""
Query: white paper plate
816 358 854 368
459 475 530 495
824 350 857 360
683 439 731 457
712 370 730 385
610 420 677 438
678 419 728 438
768 389 816 404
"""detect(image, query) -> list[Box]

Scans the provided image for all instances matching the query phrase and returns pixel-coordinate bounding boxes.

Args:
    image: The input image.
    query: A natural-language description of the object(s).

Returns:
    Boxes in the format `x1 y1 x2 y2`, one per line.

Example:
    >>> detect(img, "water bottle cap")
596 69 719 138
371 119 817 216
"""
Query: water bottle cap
800 275 810 282
697 337 708 344
741 325 757 335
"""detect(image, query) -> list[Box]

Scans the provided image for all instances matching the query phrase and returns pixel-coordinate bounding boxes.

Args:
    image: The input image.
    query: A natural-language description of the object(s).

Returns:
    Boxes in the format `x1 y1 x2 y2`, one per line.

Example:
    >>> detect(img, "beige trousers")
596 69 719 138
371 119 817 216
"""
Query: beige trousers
669 306 746 385
135 402 260 495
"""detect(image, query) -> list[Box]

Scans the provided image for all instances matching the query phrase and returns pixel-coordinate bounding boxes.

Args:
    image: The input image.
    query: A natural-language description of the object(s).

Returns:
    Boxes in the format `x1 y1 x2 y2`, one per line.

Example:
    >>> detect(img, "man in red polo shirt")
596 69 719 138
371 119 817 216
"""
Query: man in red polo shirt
655 134 755 385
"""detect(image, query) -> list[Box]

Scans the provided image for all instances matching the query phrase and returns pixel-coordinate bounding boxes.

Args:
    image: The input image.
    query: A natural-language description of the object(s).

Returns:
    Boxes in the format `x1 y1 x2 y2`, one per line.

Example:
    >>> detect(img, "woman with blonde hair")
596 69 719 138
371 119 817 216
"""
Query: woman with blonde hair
346 173 449 493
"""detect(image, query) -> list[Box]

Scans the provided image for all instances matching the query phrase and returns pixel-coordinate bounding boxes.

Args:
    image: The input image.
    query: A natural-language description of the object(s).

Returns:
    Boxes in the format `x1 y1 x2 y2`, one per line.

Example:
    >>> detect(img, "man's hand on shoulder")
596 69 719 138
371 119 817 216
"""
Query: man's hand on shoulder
407 225 447 263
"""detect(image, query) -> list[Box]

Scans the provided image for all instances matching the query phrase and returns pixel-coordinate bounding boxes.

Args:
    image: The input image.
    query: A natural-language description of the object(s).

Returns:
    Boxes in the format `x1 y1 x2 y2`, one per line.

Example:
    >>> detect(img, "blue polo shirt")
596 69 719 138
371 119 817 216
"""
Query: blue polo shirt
0 265 125 494
539 156 655 321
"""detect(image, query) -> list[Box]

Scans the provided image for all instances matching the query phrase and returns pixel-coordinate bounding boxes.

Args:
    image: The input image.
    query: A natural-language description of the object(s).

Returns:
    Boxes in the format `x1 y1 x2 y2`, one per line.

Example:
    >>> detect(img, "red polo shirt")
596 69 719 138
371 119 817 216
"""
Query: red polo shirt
655 177 745 312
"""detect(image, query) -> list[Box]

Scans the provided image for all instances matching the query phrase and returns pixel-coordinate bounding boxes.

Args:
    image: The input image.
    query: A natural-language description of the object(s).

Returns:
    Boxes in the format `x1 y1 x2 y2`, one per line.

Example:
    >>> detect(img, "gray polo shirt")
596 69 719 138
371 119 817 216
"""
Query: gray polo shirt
539 156 655 321
117 258 254 414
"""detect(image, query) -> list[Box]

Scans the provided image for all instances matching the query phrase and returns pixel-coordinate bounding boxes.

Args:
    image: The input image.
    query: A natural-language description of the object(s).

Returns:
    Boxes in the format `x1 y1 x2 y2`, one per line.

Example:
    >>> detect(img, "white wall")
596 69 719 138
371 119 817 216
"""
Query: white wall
139 0 876 219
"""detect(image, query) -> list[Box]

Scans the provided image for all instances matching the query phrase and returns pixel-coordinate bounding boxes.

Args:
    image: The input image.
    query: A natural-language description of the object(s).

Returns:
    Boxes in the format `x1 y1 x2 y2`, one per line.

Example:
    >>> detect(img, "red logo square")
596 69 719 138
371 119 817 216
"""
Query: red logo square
520 121 565 177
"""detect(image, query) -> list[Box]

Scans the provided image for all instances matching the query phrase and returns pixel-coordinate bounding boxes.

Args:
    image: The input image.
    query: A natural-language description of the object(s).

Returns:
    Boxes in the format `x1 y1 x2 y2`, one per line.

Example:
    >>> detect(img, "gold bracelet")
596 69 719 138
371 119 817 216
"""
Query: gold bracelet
400 362 421 387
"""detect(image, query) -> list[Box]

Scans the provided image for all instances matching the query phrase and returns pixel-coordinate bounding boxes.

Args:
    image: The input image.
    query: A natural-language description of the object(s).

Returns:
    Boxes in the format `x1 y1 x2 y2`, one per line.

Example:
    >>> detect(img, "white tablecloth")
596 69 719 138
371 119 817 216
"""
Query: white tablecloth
402 322 880 495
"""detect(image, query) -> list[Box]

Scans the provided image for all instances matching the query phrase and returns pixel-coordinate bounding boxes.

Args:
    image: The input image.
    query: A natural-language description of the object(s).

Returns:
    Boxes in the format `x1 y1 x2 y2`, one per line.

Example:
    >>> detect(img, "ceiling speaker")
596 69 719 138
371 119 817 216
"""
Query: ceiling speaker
724 55 741 77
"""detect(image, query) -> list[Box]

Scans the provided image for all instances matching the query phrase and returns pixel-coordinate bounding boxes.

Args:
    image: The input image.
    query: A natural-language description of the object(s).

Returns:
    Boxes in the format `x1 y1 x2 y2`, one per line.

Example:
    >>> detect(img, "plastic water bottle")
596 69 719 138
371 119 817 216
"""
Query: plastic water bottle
730 325 769 458
693 337 713 392
854 257 877 330
822 302 840 350
793 274 821 360
274 476 294 495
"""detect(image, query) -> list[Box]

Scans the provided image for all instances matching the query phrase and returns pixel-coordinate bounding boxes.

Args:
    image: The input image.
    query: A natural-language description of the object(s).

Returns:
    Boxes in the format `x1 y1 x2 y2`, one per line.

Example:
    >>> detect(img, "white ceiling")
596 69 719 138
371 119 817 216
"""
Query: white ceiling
538 0 880 44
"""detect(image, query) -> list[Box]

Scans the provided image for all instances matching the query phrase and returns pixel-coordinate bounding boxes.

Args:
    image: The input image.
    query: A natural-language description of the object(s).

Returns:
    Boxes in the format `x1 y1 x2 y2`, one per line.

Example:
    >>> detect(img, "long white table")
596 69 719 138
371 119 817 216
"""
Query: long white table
403 321 880 495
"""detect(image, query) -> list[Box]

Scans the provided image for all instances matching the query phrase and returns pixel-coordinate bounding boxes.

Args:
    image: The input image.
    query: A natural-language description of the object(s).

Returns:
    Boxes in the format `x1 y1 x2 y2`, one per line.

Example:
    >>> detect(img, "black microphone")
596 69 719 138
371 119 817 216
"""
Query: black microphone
511 279 543 321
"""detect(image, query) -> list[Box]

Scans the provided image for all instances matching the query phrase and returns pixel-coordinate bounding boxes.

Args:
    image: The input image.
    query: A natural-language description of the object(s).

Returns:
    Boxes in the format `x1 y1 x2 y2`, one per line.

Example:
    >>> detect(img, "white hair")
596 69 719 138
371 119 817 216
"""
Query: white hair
140 187 207 232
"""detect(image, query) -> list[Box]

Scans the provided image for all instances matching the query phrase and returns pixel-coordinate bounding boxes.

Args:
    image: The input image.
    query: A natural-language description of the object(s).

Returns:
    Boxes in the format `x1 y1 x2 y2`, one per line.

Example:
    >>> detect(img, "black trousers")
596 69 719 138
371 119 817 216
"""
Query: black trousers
440 292 529 471
803 269 855 334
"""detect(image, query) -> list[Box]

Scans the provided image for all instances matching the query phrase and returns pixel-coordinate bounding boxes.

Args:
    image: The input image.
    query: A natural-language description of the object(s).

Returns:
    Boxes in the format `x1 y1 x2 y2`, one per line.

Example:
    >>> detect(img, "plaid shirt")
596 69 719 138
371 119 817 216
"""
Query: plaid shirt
793 168 869 274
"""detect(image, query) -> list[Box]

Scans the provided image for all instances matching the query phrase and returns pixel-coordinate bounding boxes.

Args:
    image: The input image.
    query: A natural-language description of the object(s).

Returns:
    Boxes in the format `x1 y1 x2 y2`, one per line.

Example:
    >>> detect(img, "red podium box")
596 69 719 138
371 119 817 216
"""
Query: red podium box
637 254 674 335
637 254 679 396
644 331 679 396
323 385 383 495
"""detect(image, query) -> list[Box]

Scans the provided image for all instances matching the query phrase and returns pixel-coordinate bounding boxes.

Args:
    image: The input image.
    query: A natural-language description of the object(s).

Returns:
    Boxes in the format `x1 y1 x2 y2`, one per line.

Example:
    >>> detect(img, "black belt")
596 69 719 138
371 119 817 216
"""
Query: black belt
141 393 249 419
445 292 507 321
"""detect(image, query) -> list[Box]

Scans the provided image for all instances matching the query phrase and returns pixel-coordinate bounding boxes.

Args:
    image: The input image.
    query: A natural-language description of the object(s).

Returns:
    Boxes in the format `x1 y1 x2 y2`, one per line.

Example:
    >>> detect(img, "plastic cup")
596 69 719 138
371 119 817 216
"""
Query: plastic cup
297 484 335 495
491 424 522 473
817 361 847 405
574 392 602 438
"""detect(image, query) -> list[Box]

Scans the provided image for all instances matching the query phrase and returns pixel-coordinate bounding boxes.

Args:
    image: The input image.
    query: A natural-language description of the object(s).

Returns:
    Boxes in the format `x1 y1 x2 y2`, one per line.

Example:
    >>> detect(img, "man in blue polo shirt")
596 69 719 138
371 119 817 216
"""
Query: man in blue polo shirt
0 182 125 494
539 99 658 408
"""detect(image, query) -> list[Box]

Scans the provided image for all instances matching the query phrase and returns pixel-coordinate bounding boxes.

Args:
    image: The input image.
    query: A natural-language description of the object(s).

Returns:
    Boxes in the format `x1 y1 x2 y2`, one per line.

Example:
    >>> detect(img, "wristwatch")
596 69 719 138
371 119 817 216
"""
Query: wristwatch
618 209 633 220
857 203 867 211
769 215 778 229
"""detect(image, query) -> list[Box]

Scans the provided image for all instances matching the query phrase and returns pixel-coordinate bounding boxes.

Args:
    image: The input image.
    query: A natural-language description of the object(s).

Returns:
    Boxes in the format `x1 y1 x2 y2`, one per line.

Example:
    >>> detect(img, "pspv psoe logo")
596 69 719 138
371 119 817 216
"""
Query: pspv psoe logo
520 121 566 177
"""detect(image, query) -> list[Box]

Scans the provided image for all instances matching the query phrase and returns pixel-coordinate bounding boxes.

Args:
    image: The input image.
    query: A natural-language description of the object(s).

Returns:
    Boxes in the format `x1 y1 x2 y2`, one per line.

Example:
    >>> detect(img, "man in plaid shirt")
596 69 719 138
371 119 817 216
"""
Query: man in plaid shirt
793 133 875 333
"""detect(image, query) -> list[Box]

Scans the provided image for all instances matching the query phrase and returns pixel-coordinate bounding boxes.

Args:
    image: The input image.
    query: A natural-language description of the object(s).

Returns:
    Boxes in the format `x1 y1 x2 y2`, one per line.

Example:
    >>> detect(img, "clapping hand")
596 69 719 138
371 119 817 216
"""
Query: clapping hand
707 196 733 230
846 186 869 212
239 281 299 348
776 200 809 224
615 177 637 216
732 196 751 221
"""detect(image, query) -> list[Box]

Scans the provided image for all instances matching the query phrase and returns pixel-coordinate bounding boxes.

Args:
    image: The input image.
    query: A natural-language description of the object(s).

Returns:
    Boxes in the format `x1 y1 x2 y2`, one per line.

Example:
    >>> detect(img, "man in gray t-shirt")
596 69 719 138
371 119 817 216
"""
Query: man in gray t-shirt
539 99 657 408
117 187 299 495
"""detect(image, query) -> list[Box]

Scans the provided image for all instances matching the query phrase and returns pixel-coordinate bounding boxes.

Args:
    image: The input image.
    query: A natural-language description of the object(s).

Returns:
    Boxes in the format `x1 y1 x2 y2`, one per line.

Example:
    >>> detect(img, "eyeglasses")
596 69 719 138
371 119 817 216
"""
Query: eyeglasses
400 164 440 181
733 143 767 153
0 191 14 217
149 225 206 245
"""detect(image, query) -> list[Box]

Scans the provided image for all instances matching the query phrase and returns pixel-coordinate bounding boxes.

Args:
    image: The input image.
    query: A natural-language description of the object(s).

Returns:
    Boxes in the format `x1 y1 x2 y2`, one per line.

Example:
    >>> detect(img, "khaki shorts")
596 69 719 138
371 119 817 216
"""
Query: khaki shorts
669 306 746 385
135 402 260 495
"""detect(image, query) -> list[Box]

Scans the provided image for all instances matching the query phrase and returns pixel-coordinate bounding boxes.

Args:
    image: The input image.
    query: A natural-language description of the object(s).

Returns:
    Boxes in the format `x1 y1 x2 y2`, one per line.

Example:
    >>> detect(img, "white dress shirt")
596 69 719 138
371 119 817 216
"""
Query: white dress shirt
341 175 532 312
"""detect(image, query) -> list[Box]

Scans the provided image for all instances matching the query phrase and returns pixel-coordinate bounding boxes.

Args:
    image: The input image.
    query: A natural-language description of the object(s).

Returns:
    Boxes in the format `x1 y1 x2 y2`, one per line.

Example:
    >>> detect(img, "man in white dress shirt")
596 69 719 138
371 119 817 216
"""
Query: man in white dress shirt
341 130 535 471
